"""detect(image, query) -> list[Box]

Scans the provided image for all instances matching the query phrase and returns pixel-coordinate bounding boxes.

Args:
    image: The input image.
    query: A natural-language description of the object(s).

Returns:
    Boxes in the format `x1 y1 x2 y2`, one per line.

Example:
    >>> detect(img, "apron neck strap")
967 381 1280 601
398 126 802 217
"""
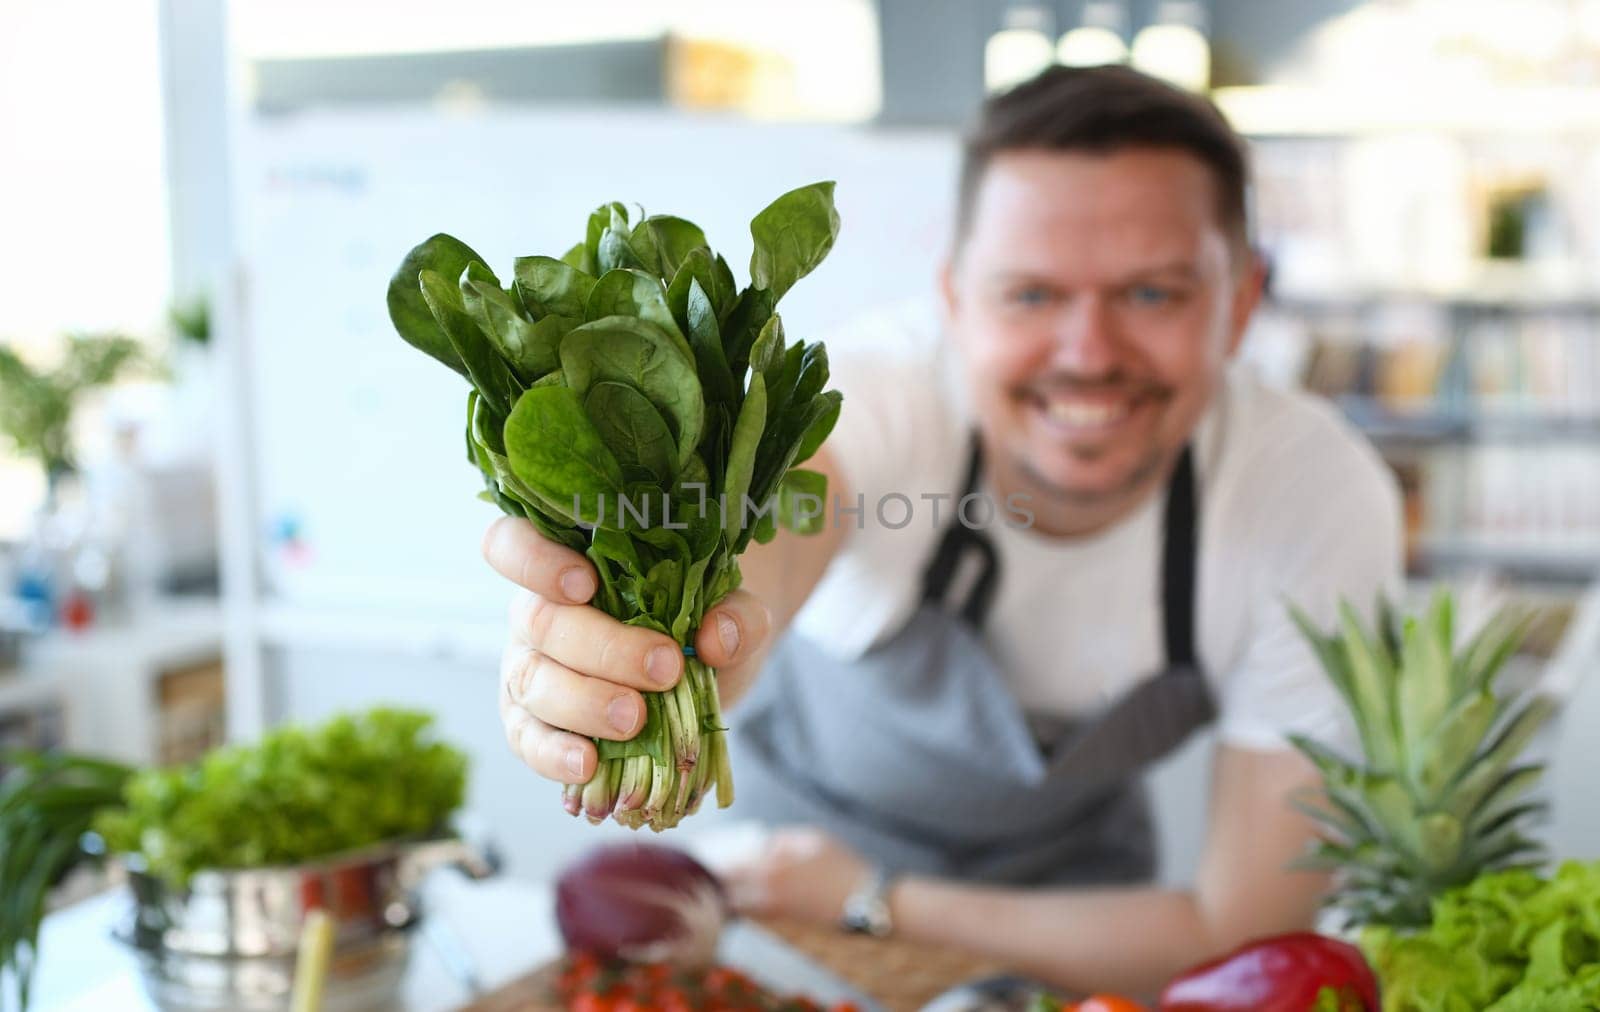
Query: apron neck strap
1160 445 1199 669
918 436 1201 669
916 435 998 625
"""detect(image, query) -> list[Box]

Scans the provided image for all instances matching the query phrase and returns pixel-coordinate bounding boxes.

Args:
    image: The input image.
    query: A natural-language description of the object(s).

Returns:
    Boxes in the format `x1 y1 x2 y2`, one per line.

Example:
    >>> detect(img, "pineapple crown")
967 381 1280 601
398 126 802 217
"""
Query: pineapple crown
1287 590 1556 929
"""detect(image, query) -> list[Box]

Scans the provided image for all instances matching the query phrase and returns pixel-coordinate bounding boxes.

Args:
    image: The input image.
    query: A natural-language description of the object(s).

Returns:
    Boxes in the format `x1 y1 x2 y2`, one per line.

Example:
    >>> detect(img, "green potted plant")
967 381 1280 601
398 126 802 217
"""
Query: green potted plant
0 707 478 1012
0 332 145 500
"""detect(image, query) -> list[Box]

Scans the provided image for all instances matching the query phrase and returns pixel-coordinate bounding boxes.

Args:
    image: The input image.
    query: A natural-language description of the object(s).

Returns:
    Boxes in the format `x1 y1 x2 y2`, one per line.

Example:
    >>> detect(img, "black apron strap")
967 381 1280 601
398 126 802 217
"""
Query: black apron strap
1161 446 1199 669
917 434 1001 627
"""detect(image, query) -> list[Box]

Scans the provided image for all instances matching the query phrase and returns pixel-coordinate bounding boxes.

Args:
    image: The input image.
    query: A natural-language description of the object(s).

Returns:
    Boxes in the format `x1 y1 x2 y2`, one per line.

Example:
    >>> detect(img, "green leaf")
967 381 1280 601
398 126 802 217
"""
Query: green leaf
584 381 676 486
418 268 523 416
504 385 627 527
387 233 486 377
775 389 842 489
632 215 707 280
1447 698 1556 821
778 468 828 535
1338 601 1402 773
721 286 776 373
559 316 705 469
585 269 694 362
682 279 736 408
581 202 629 274
723 372 766 539
559 241 588 270
1398 599 1454 755
666 248 738 328
599 228 644 273
1413 689 1498 801
512 255 596 320
460 262 560 381
749 180 841 303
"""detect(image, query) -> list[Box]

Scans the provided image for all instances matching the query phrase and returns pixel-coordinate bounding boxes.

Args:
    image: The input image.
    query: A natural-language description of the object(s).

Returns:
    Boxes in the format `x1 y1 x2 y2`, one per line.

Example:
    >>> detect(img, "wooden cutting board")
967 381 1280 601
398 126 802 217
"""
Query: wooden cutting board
460 918 1004 1012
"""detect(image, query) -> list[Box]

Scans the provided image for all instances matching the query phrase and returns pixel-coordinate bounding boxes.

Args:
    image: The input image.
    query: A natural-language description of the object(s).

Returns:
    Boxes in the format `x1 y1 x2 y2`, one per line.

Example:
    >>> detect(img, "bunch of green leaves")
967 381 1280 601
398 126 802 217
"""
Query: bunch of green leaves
0 752 134 1011
386 183 842 830
1288 591 1554 928
93 708 467 886
0 333 145 478
1362 861 1600 1011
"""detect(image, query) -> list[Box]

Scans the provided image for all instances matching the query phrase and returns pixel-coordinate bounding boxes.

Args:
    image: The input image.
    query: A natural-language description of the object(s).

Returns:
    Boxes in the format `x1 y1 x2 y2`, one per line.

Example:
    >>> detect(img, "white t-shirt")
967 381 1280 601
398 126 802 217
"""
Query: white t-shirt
790 299 1404 752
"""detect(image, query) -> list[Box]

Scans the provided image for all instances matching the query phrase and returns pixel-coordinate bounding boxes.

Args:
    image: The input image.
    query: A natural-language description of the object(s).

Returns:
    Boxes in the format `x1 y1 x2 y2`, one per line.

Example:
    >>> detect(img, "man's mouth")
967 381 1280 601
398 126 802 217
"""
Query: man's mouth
1022 388 1156 440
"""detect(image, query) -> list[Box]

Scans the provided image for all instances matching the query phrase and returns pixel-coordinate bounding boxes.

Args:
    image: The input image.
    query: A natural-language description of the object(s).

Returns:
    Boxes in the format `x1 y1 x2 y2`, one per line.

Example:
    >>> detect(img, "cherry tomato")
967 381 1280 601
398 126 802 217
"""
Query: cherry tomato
1077 997 1148 1012
572 993 613 1012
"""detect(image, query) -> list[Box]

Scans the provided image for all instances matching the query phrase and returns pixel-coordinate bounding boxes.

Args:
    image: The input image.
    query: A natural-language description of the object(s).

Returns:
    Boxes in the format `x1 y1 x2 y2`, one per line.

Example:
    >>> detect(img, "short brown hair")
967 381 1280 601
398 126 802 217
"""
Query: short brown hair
956 65 1250 251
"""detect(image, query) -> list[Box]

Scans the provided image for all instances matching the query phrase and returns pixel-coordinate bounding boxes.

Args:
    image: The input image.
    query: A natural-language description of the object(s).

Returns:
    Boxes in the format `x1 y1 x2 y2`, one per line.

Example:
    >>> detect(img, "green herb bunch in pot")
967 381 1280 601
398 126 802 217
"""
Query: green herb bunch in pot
0 708 476 1012
386 183 844 831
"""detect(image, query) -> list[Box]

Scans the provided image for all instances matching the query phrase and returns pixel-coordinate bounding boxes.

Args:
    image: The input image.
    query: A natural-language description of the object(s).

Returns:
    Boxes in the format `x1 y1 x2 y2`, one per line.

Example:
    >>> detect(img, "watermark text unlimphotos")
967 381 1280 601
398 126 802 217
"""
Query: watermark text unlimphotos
572 485 1035 531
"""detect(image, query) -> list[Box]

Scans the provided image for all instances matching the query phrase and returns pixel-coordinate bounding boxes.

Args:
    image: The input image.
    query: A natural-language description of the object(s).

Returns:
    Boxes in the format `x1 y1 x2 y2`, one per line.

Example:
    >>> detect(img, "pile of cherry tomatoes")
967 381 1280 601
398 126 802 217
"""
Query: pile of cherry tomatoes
552 951 864 1012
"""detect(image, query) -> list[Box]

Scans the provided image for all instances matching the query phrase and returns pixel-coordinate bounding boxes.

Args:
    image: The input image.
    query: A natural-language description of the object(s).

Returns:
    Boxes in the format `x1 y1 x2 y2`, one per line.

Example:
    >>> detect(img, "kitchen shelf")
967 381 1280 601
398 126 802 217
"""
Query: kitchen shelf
1339 400 1600 445
0 669 61 713
19 596 224 765
1413 539 1600 585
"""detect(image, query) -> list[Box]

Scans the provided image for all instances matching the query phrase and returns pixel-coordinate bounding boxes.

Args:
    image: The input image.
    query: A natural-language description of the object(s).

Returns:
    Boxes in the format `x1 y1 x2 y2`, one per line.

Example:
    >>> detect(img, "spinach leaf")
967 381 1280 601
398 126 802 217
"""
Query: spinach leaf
581 203 628 275
598 228 644 273
461 262 559 381
505 385 626 528
778 468 828 535
792 388 842 464
666 247 737 330
634 216 708 280
419 268 522 416
585 381 676 486
682 278 736 408
559 242 588 271
749 181 841 303
389 183 844 833
560 316 704 468
722 372 766 539
721 286 776 375
387 233 486 377
513 255 596 320
586 269 693 362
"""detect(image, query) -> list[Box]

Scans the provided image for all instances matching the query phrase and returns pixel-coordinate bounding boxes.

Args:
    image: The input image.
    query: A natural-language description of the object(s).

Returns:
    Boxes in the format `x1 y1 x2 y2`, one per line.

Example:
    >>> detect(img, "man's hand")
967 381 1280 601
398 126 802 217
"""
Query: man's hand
482 516 772 785
721 828 873 926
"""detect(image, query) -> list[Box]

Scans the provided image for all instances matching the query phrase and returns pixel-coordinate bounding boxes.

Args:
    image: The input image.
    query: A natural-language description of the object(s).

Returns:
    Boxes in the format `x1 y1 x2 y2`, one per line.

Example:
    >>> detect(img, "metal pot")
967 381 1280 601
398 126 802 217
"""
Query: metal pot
115 836 491 1012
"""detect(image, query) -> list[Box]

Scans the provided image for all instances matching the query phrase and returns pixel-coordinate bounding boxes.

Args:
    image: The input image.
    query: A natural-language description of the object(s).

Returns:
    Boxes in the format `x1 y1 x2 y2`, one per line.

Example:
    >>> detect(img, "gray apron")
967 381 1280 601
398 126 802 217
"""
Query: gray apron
729 438 1216 886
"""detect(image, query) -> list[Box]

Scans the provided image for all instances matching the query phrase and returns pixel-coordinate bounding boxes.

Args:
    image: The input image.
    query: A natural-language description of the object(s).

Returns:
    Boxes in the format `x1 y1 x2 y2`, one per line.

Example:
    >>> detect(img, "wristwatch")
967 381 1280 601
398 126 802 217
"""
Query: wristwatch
840 866 896 937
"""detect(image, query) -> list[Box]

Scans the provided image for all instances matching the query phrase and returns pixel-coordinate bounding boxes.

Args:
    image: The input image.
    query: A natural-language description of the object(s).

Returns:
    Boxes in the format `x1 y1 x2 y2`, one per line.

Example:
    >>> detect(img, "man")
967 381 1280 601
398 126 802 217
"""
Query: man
484 66 1400 995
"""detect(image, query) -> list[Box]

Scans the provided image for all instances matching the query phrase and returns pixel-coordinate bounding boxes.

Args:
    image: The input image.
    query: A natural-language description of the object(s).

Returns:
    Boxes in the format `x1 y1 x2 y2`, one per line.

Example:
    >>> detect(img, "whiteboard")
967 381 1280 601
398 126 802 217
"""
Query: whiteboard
236 107 959 618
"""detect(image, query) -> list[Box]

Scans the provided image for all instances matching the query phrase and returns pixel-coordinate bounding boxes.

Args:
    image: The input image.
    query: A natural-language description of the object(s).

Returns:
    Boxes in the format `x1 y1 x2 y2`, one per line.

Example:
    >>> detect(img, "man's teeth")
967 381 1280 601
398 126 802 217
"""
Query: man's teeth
1042 399 1131 427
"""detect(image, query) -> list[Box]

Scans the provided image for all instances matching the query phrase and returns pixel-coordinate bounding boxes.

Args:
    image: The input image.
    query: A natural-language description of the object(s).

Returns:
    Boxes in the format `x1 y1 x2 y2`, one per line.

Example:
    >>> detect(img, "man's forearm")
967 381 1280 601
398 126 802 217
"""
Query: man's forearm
889 879 1251 1000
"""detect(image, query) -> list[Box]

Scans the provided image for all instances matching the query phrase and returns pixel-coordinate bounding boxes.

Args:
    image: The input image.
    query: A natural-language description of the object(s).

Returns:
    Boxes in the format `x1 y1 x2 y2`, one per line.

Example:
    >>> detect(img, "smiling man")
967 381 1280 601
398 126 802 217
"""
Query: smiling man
483 66 1401 996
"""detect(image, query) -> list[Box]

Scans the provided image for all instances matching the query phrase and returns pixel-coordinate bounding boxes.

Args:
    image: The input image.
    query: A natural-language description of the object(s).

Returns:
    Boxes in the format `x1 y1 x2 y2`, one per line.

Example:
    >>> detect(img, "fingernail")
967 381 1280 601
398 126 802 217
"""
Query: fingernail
565 747 586 778
645 646 680 687
607 695 640 735
717 612 741 657
559 567 595 602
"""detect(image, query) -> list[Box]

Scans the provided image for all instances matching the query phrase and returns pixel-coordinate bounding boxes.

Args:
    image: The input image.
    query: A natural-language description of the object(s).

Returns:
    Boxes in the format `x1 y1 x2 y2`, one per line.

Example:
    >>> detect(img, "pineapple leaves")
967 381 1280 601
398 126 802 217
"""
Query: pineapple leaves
1288 591 1558 930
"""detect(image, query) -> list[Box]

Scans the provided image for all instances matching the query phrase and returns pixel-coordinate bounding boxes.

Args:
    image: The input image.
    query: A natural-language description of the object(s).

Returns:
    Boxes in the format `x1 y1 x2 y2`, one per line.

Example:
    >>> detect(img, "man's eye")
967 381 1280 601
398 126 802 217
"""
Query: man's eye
1009 286 1053 307
1128 284 1175 307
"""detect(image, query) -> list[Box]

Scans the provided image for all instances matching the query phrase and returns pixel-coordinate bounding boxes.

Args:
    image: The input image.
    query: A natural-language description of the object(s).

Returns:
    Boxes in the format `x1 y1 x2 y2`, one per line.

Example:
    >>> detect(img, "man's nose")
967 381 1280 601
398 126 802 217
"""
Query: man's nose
1048 294 1122 374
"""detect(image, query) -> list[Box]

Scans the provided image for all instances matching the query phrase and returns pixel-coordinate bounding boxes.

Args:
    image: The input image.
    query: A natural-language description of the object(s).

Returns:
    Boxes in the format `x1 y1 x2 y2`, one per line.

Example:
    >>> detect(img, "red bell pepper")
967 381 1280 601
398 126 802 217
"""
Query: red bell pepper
1159 932 1380 1012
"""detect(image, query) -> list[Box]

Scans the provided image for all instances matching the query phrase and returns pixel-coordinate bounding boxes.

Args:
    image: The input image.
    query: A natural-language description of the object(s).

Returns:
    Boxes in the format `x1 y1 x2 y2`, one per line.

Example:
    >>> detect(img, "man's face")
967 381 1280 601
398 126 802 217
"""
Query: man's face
942 147 1260 514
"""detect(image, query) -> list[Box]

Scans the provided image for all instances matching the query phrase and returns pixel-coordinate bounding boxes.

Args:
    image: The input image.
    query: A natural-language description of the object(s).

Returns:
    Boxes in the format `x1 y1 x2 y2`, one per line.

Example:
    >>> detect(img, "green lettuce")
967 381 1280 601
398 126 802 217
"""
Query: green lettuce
93 708 467 885
1364 861 1600 1011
